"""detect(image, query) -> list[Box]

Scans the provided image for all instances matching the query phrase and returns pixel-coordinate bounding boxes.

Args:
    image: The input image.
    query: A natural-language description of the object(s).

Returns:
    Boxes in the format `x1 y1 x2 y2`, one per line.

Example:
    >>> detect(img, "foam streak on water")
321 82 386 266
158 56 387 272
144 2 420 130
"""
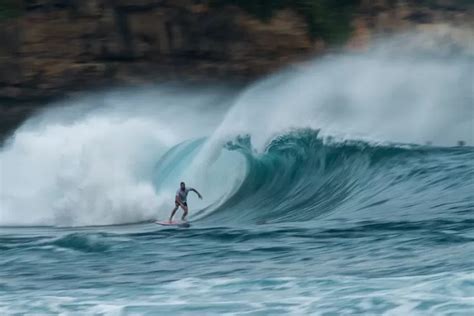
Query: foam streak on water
1 221 473 314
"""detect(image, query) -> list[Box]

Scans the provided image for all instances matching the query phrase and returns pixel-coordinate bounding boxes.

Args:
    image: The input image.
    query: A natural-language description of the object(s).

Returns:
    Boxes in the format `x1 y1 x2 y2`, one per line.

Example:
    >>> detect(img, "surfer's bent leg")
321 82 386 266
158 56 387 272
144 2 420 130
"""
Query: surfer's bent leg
169 201 180 222
181 202 189 221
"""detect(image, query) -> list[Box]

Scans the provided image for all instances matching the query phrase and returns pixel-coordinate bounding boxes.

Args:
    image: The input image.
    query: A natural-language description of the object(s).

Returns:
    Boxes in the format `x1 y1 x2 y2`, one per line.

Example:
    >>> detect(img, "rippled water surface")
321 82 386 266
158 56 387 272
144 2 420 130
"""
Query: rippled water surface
2 207 473 314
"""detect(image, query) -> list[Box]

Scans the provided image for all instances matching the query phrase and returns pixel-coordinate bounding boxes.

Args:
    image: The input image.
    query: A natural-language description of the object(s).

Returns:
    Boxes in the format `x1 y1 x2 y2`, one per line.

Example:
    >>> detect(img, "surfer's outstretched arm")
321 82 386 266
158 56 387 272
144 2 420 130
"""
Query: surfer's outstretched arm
190 188 203 199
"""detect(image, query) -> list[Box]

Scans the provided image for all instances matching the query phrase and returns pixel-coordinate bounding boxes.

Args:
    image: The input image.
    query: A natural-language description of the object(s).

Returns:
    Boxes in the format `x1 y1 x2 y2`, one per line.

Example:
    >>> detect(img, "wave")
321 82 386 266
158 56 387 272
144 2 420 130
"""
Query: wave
1 37 473 227
200 130 474 225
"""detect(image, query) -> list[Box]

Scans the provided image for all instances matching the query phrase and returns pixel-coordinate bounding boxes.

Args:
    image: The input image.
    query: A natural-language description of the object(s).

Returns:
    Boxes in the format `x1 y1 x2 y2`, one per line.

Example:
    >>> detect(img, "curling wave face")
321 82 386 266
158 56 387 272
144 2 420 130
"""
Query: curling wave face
202 130 474 225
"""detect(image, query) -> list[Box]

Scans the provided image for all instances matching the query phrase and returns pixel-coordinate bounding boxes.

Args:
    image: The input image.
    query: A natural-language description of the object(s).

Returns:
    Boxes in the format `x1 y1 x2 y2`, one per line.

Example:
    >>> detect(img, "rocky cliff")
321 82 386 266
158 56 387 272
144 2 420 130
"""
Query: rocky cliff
0 0 472 101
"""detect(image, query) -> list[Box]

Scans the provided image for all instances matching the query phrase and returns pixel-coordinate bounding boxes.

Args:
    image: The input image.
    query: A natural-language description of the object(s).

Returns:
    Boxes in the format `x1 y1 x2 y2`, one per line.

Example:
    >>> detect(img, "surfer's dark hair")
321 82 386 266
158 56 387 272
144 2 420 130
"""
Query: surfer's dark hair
180 182 185 186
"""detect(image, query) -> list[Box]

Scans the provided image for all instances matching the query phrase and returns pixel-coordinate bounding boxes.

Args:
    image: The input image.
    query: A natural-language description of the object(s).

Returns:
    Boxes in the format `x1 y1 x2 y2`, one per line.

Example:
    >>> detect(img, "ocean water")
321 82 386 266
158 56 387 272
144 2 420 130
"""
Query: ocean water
1 46 473 314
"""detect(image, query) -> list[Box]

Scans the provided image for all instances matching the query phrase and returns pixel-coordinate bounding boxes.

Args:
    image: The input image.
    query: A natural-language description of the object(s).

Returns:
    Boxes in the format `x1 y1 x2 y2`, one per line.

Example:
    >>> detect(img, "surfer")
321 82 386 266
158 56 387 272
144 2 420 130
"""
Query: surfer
169 182 202 222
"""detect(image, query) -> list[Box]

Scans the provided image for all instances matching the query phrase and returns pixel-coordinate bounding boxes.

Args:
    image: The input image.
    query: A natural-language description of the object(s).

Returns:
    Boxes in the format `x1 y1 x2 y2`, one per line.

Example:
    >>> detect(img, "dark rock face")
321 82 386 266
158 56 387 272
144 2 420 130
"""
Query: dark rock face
0 0 472 101
0 0 313 100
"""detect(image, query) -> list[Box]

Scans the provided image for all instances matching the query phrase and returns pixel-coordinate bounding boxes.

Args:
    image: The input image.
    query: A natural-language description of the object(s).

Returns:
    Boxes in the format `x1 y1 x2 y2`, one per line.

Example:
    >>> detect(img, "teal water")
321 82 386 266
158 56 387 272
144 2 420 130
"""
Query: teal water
1 134 473 314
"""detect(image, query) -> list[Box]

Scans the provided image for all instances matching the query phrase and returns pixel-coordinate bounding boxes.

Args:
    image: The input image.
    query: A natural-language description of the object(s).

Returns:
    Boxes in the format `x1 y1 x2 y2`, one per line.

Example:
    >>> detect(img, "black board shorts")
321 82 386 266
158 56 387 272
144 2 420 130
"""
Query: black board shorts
175 200 188 207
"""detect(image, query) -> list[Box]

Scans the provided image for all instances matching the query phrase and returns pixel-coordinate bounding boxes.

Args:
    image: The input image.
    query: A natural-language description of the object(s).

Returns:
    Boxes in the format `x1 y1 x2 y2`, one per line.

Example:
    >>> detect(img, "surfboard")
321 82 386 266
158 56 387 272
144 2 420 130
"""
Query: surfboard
155 220 191 228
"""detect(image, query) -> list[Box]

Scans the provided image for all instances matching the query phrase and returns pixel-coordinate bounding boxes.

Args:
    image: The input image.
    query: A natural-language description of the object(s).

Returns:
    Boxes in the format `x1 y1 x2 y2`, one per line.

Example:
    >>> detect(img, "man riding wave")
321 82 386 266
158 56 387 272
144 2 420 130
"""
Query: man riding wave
169 182 202 222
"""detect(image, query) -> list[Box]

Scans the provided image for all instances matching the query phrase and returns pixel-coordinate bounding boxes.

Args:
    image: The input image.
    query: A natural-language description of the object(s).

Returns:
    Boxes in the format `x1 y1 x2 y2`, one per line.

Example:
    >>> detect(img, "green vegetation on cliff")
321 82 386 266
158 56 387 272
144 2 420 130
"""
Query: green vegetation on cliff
210 0 360 43
0 0 21 20
418 0 473 8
